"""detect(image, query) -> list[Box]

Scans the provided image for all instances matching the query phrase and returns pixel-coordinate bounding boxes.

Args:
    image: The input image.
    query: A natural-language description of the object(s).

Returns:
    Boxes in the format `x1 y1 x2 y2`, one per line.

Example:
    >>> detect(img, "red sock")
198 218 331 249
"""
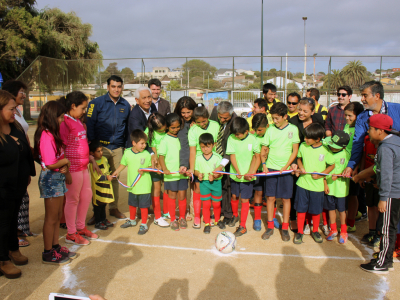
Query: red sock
231 199 239 217
312 214 320 232
396 234 400 249
268 221 274 229
202 200 211 224
306 212 312 225
347 219 355 227
152 196 161 219
341 224 347 233
129 206 137 220
163 192 169 215
254 204 262 220
330 222 337 232
212 201 221 222
193 192 201 223
322 209 328 226
240 202 250 228
273 207 277 219
282 222 289 230
141 208 148 224
169 197 176 221
179 198 186 219
297 212 306 234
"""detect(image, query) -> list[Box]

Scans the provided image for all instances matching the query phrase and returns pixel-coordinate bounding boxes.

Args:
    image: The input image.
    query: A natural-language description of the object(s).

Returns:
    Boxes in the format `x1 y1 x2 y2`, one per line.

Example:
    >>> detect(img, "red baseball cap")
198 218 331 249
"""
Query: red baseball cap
369 114 393 131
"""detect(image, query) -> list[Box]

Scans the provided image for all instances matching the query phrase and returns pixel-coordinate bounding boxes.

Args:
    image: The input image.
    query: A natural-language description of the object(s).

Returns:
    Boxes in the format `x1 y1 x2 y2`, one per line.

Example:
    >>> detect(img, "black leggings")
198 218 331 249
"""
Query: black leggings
93 202 107 223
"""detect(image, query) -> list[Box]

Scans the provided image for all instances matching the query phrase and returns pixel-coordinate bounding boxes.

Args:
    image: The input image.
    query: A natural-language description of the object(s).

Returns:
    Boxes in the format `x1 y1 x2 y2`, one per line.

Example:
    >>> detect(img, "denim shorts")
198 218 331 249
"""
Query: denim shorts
39 169 68 199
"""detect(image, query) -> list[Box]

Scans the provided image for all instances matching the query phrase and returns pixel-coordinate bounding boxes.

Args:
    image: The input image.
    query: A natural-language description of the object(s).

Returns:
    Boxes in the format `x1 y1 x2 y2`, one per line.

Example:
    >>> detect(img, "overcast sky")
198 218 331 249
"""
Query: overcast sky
35 0 400 74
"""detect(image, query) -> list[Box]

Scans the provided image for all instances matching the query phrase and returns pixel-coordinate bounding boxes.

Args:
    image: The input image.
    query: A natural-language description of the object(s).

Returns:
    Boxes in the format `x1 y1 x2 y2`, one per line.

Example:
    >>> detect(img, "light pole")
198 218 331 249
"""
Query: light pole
302 17 307 93
313 53 317 87
260 0 264 90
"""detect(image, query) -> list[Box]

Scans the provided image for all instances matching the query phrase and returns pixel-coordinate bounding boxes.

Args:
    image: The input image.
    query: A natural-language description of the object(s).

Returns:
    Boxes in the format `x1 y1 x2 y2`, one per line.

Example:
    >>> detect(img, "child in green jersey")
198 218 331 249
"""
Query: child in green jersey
194 133 224 234
322 130 350 244
187 105 220 228
251 113 269 231
112 130 152 235
226 117 261 237
145 113 169 228
343 102 364 233
261 103 300 242
158 113 188 231
293 123 335 244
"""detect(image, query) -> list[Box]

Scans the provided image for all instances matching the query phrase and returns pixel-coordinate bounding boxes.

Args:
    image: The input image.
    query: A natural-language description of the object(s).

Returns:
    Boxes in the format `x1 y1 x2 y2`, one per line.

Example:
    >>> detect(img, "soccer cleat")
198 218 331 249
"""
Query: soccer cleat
253 220 262 231
281 230 290 242
228 216 240 227
120 219 137 228
179 218 187 229
293 233 304 244
42 249 70 265
154 217 170 227
138 224 148 235
66 232 90 245
369 235 380 248
321 225 330 236
261 228 274 240
95 222 108 230
170 220 180 231
326 230 338 241
77 227 98 239
234 226 247 237
339 233 348 244
203 224 211 234
304 224 311 235
217 220 226 229
347 225 356 232
192 221 201 229
354 211 362 220
162 213 170 220
273 218 280 229
360 261 389 274
356 213 368 222
361 232 375 244
311 231 323 243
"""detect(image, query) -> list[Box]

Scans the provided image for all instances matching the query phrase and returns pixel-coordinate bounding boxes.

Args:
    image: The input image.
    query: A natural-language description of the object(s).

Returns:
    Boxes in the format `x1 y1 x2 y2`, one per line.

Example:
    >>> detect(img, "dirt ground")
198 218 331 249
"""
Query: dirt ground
1 125 399 300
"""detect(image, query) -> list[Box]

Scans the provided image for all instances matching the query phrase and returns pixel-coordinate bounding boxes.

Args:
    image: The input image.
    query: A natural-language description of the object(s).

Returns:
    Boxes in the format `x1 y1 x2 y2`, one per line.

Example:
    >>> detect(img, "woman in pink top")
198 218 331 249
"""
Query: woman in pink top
60 91 98 245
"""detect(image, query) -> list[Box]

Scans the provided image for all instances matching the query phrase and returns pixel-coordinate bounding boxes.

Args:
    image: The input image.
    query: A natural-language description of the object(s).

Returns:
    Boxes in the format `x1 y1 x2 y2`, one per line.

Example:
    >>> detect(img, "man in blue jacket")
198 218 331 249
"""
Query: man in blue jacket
344 81 400 177
86 75 131 220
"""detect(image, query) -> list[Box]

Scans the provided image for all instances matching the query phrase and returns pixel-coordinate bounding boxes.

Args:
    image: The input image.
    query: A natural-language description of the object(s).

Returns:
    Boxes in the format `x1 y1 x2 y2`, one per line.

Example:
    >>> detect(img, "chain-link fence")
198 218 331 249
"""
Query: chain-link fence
16 55 400 118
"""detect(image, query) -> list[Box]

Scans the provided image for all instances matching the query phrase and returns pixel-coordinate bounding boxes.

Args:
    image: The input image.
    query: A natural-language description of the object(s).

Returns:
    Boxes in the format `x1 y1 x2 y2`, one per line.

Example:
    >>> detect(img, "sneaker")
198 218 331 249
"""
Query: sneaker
66 232 90 245
293 233 304 244
179 218 187 229
356 213 368 222
368 235 380 248
234 226 247 237
104 219 114 227
170 220 180 231
361 232 375 244
370 259 394 271
347 225 356 232
261 228 274 240
321 224 330 236
311 231 323 243
210 215 215 227
360 261 389 274
154 217 170 227
162 213 170 220
192 220 201 229
120 219 137 228
77 227 99 239
354 211 362 221
253 220 262 231
217 220 226 229
54 245 78 259
95 222 108 230
304 224 311 235
138 224 148 235
273 218 280 229
204 224 211 234
326 230 338 241
228 216 240 227
393 249 400 258
339 233 348 244
281 229 290 242
42 249 70 265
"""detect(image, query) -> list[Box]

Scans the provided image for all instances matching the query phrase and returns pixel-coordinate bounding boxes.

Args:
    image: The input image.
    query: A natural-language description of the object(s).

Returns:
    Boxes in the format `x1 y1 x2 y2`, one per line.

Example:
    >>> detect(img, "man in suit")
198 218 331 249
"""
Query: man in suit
148 78 171 116
210 101 237 228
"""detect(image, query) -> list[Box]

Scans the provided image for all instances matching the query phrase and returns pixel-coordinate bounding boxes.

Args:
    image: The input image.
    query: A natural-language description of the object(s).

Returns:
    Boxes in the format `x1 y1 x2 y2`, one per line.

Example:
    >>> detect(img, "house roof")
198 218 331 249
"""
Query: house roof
216 68 235 75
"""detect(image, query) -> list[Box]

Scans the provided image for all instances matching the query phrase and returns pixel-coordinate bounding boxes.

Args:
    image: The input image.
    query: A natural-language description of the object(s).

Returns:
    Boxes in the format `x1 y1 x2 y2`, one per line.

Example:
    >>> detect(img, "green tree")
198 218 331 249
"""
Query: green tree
166 80 181 90
285 82 300 93
120 67 135 82
391 71 400 78
341 60 369 89
181 59 217 82
203 79 222 90
322 69 344 91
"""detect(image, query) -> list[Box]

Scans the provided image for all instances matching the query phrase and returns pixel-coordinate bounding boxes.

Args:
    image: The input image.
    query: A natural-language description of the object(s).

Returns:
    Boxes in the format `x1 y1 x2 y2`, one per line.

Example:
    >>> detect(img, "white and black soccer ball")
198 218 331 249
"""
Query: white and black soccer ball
215 231 236 254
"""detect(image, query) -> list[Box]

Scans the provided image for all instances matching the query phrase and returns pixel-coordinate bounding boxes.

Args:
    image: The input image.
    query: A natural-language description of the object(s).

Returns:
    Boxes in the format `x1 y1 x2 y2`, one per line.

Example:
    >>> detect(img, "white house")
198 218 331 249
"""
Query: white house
215 68 238 81
137 67 182 80
236 69 255 76
266 77 303 89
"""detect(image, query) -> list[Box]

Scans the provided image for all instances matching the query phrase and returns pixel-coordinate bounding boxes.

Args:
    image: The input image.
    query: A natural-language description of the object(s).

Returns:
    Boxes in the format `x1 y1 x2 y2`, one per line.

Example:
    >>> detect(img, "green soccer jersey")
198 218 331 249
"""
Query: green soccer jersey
326 148 350 198
253 133 265 171
144 128 166 153
188 120 220 155
262 123 300 170
158 134 187 181
296 143 334 192
120 148 152 194
226 133 260 182
195 152 224 181
343 124 355 154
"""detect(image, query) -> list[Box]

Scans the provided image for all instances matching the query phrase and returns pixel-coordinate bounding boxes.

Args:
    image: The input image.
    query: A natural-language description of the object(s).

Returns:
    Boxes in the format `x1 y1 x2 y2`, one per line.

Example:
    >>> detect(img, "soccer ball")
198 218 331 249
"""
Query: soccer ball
215 231 236 254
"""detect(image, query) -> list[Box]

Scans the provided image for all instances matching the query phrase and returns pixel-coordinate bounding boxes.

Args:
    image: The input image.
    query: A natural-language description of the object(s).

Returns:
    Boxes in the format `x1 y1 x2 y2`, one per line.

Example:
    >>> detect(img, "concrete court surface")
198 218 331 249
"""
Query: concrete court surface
1 126 400 300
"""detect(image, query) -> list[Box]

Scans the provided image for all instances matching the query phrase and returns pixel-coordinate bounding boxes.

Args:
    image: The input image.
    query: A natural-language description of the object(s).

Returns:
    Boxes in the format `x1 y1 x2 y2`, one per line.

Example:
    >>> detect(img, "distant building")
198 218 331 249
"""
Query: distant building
137 67 182 80
393 68 400 72
381 78 396 86
236 69 255 76
215 68 238 81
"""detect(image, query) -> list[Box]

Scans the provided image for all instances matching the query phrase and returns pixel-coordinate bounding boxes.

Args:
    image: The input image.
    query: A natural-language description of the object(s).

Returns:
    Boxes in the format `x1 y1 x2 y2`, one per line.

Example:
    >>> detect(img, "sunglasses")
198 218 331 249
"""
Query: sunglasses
337 93 348 97
287 101 298 105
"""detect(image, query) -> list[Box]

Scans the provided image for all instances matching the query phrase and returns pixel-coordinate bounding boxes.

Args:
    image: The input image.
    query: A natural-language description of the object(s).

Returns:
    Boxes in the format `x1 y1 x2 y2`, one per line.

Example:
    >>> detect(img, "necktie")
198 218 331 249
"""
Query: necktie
216 124 224 156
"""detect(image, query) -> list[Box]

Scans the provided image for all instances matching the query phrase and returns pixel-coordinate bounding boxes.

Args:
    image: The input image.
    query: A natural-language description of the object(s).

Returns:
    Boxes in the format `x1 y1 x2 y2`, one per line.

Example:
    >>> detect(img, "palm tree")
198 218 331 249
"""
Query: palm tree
341 60 368 89
323 69 344 91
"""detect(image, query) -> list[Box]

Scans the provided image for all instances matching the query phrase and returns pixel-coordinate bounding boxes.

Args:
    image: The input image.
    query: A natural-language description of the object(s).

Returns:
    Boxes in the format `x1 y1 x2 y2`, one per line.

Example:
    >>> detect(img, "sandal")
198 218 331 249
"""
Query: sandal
18 238 30 247
185 213 193 222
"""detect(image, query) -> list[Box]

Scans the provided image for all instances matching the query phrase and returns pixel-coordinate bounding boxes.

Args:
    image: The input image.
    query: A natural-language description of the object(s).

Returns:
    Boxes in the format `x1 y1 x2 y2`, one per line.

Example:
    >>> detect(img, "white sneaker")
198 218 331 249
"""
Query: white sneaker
304 224 311 235
321 224 330 236
154 217 170 227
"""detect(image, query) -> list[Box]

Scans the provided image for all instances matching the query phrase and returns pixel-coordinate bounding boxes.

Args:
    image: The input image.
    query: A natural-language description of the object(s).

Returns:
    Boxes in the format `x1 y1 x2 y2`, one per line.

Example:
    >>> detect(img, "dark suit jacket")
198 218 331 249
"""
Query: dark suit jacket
288 113 325 144
210 106 237 161
126 102 157 147
156 98 171 116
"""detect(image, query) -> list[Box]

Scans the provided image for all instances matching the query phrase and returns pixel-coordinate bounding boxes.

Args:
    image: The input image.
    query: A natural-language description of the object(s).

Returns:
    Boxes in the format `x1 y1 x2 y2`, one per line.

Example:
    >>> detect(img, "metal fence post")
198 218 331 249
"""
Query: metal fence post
379 56 382 82
38 56 41 108
186 57 188 96
232 56 235 94
327 56 331 106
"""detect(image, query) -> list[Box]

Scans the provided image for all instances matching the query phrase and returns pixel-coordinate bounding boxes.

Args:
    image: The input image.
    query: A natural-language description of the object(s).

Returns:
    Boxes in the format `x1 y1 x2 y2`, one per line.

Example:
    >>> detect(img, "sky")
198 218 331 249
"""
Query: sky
35 0 400 74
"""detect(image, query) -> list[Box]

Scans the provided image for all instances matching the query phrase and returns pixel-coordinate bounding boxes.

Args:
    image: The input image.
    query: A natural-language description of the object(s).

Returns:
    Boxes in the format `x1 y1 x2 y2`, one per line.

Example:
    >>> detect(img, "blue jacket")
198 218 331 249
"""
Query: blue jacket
86 93 131 150
348 101 400 169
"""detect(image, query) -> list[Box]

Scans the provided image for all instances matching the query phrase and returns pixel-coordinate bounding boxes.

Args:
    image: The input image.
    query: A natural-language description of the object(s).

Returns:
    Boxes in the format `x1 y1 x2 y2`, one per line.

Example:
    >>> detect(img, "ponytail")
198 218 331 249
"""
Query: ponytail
147 113 166 144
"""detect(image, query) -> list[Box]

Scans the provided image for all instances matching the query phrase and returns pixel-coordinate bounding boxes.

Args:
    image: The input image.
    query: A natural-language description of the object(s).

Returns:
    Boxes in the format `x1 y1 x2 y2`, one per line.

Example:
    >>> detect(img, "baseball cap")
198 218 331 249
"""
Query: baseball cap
369 114 393 131
323 130 350 150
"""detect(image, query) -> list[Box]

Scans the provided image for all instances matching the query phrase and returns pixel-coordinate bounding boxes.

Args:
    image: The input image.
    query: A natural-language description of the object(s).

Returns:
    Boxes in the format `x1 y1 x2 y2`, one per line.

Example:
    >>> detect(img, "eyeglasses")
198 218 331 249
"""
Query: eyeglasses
287 101 298 105
18 91 26 95
337 93 348 97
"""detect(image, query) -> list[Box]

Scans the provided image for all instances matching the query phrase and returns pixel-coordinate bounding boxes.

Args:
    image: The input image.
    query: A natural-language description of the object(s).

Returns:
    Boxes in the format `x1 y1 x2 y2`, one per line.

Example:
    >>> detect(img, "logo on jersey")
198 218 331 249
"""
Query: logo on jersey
340 158 345 165
319 154 325 161
213 163 216 169
288 132 293 139
140 158 145 165
248 144 252 151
